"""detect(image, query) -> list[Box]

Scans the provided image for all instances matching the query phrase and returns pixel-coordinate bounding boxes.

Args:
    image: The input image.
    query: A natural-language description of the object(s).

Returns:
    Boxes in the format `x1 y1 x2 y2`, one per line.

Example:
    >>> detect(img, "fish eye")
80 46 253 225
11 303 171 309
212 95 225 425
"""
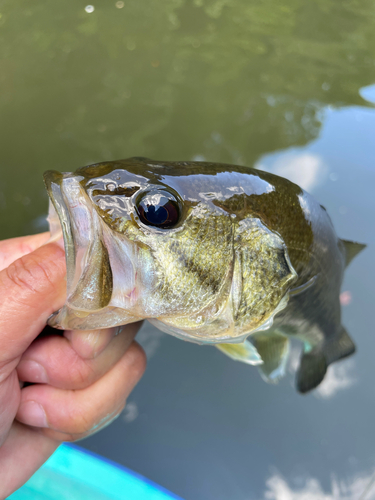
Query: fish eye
136 189 180 229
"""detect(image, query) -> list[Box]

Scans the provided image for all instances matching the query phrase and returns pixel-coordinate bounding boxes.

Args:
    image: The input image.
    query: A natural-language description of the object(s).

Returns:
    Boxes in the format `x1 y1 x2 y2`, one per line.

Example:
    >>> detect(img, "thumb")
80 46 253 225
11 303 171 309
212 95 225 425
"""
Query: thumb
0 243 66 365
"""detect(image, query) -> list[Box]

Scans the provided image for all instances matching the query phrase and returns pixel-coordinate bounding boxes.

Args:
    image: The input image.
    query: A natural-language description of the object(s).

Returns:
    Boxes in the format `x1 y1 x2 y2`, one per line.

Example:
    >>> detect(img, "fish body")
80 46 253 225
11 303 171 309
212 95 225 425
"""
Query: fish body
44 158 364 392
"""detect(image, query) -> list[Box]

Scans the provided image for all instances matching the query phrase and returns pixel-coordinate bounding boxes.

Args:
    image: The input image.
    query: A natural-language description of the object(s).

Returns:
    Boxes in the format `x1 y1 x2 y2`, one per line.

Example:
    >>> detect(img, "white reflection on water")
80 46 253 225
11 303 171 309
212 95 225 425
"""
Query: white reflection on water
359 84 375 105
256 151 327 193
121 402 139 423
329 172 339 182
264 470 375 500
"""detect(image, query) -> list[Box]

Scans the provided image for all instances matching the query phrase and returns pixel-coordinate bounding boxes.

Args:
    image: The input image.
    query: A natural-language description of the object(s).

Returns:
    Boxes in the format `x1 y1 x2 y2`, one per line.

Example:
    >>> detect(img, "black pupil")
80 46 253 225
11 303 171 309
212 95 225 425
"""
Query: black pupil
137 191 179 228
144 205 169 225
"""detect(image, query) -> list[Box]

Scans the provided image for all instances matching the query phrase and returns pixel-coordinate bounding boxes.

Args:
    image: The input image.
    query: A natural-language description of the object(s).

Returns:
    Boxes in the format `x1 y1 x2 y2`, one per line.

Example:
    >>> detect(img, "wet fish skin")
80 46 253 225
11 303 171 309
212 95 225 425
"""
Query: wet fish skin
44 157 365 393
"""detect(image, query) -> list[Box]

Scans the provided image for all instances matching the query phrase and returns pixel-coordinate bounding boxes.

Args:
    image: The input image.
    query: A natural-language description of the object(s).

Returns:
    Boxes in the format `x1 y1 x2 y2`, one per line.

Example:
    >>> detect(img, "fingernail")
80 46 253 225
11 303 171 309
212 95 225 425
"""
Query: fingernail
17 360 48 384
17 401 48 428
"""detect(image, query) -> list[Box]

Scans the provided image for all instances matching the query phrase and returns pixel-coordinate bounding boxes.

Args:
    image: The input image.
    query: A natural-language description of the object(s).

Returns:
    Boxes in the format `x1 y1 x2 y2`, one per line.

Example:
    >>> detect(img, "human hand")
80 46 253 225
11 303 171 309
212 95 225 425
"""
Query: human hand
0 233 146 498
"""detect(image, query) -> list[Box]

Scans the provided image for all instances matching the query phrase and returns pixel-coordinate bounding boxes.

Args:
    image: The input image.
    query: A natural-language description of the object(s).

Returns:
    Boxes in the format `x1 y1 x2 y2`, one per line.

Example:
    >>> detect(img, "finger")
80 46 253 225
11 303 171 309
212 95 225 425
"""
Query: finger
16 342 146 441
65 324 142 360
0 243 66 366
0 370 20 443
17 322 142 390
0 422 58 498
0 233 50 272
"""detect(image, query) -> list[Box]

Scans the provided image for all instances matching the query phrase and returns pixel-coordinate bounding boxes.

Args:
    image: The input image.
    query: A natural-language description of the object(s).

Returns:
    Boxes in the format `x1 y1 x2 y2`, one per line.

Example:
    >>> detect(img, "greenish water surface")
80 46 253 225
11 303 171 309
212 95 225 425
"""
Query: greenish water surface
1 1 375 499
1 0 375 238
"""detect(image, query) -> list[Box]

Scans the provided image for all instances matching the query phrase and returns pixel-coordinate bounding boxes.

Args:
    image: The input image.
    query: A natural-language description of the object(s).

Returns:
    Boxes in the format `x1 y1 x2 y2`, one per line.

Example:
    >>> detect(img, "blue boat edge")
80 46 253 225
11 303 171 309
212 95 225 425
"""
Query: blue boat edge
9 442 185 500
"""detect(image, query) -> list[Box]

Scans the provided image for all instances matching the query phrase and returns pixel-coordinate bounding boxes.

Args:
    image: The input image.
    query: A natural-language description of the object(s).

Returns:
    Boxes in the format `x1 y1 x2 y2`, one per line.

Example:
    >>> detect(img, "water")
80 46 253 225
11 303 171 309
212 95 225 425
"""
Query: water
1 1 375 498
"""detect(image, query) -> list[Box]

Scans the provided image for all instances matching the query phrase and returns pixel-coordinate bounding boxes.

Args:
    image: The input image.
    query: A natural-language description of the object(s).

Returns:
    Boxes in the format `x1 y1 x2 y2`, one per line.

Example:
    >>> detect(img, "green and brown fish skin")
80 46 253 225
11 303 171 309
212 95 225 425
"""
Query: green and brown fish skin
43 157 365 393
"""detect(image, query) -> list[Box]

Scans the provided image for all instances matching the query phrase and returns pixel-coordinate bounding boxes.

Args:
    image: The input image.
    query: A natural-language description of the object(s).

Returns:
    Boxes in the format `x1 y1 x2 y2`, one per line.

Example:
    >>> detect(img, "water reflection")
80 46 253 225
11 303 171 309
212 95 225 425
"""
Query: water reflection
359 84 375 105
264 470 375 500
1 0 375 238
256 151 327 192
121 402 139 424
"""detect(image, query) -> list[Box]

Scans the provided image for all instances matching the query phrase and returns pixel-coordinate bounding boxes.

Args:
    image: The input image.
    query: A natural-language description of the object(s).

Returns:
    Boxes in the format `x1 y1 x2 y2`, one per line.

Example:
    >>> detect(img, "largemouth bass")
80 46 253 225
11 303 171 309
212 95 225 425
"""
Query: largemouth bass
44 157 365 393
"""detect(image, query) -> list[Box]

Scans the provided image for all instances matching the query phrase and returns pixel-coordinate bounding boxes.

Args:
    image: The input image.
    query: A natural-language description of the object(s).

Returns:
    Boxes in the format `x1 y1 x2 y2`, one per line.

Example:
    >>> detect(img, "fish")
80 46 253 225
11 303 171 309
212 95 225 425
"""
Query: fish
44 157 365 393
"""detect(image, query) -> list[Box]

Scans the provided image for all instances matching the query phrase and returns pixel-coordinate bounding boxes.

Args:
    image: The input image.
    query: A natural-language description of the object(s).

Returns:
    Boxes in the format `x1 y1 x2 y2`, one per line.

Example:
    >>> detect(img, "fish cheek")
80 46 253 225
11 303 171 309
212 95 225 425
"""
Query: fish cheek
145 213 234 319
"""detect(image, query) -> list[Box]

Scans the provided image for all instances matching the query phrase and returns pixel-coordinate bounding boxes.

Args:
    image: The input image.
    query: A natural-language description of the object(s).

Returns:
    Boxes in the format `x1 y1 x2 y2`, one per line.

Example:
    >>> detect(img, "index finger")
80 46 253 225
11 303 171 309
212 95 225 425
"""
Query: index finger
0 233 51 272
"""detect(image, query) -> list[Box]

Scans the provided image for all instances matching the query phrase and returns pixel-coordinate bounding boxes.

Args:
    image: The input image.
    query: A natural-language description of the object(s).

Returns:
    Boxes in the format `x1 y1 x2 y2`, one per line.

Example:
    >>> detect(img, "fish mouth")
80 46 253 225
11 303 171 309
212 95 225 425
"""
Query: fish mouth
44 170 139 330
44 170 77 297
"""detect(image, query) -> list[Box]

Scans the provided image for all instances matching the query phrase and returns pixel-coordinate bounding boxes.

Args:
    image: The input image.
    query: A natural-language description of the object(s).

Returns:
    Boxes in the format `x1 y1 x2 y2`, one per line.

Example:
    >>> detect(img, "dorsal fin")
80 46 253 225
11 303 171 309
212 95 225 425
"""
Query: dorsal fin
340 239 366 268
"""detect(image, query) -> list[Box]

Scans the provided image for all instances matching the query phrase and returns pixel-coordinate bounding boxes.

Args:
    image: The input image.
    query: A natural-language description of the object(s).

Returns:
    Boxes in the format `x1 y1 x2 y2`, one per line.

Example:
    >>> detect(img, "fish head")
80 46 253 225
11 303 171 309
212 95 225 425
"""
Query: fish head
44 158 297 343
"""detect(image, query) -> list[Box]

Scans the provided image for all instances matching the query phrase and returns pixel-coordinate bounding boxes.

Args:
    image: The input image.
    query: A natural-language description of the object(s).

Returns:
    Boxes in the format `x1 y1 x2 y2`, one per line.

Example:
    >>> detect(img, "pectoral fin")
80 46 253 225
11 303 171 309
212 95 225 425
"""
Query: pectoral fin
216 340 263 365
252 332 290 383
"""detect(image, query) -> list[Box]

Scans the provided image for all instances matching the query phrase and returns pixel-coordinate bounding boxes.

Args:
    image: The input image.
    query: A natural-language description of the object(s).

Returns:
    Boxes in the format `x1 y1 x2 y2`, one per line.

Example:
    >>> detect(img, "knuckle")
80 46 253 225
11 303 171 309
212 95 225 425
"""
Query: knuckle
5 256 37 293
59 355 97 390
56 432 77 442
68 361 94 389
57 339 97 389
48 407 95 436
69 406 96 435
5 254 55 295
44 428 83 443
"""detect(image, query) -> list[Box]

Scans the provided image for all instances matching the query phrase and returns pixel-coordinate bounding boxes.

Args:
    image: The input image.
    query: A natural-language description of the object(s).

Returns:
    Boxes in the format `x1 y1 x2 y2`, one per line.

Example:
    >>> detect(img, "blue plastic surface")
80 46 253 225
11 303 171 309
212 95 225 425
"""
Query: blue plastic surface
9 443 184 500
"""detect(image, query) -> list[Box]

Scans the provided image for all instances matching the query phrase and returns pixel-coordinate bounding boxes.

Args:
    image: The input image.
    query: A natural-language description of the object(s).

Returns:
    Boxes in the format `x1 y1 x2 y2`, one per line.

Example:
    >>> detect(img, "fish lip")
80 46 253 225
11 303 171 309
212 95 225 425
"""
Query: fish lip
44 170 98 301
43 170 76 288
44 170 140 329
